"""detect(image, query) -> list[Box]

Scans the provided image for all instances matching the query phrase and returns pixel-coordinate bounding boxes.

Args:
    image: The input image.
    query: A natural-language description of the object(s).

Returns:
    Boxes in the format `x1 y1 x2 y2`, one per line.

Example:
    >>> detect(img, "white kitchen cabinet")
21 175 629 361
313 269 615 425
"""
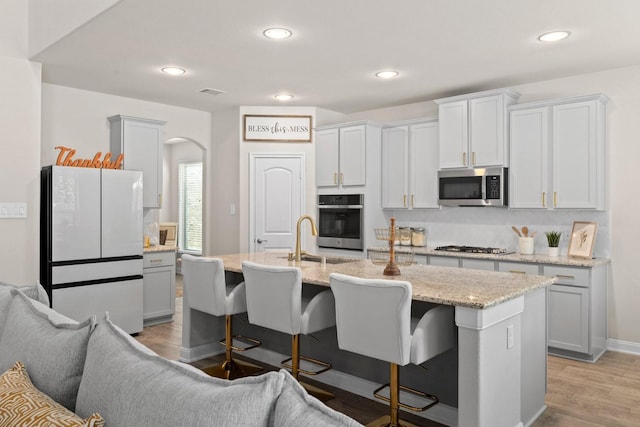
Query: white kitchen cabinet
509 94 609 210
461 258 496 271
381 118 439 209
316 122 380 187
435 89 519 169
143 250 176 326
429 256 460 268
544 264 607 362
109 115 166 208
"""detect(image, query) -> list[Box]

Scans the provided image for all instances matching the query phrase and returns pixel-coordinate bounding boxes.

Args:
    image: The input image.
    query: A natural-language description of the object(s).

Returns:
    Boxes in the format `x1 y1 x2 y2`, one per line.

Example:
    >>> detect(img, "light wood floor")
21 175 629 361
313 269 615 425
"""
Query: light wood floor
135 278 640 426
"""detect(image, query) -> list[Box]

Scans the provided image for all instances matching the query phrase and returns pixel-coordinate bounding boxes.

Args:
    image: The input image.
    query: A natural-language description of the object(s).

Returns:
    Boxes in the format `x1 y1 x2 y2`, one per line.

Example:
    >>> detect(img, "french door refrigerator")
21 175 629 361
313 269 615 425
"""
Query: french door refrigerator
40 165 144 334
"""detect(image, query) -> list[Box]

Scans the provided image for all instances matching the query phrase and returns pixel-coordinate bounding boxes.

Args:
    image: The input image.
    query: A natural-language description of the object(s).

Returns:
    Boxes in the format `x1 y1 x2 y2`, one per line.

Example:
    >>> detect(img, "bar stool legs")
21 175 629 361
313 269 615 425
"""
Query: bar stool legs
202 314 262 380
287 334 334 403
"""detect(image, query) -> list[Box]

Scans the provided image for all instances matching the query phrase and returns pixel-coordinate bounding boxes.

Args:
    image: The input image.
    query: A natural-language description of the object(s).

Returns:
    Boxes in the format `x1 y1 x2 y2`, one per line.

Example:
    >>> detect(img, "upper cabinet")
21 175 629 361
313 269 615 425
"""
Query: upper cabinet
382 118 439 209
435 89 520 169
109 115 166 208
509 94 609 210
316 122 380 187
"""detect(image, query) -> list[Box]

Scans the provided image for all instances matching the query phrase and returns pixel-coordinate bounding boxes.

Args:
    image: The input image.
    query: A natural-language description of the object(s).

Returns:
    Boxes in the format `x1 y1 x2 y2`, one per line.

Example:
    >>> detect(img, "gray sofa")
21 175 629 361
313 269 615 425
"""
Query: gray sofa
0 282 363 426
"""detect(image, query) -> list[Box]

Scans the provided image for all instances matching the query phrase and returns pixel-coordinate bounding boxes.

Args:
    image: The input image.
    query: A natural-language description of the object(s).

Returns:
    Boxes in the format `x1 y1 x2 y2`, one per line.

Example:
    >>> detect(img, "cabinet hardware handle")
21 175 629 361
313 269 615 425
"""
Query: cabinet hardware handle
462 152 467 166
472 151 476 166
542 192 546 208
150 259 162 263
510 270 527 274
556 274 574 279
411 194 415 208
333 173 337 185
340 173 344 185
553 192 558 208
403 195 407 208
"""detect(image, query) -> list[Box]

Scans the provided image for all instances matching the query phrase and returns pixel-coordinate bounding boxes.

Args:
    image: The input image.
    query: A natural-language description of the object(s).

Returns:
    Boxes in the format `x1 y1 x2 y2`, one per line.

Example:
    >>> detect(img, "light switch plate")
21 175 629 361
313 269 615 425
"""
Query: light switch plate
0 203 27 218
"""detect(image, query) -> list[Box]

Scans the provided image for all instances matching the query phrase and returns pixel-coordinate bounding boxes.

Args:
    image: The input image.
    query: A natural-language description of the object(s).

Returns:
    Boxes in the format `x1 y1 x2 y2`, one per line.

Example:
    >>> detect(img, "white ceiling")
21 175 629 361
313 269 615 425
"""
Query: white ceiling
32 0 640 114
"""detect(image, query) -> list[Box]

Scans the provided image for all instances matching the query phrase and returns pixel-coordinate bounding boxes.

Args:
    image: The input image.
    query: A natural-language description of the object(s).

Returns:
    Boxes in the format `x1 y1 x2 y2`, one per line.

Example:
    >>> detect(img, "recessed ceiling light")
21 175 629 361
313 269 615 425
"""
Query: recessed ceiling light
375 70 399 79
538 31 571 42
263 28 292 39
161 67 186 76
274 94 294 101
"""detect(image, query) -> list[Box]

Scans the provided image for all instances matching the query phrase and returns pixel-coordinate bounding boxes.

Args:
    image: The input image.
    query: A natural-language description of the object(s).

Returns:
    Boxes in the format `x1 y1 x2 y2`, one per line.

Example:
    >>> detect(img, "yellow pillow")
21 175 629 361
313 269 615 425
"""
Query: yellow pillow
0 361 104 427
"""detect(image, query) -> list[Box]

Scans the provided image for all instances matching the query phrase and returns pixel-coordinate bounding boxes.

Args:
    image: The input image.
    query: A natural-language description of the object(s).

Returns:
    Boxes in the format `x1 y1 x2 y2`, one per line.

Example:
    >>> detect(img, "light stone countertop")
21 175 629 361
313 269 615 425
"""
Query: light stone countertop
143 245 178 253
368 246 611 268
215 252 556 310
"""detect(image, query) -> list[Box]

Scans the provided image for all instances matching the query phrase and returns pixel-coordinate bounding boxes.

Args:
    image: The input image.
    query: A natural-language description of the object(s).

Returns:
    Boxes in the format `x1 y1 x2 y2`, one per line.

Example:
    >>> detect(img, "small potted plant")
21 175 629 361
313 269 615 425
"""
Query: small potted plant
545 231 562 257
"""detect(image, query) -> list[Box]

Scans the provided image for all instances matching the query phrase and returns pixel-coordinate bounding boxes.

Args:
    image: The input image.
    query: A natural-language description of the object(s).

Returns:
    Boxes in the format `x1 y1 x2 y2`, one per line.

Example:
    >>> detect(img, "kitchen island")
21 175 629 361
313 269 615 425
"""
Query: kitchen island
180 252 556 427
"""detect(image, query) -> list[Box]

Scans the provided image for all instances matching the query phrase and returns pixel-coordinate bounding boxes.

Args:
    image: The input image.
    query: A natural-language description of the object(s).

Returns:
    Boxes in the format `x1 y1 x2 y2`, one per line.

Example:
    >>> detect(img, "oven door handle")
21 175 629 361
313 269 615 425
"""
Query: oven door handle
318 205 363 209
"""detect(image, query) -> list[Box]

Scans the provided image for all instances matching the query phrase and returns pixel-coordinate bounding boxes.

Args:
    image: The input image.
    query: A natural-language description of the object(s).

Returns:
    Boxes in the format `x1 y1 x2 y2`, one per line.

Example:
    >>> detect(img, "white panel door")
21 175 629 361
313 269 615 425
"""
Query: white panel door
381 126 409 208
253 156 303 252
52 166 101 261
101 169 144 258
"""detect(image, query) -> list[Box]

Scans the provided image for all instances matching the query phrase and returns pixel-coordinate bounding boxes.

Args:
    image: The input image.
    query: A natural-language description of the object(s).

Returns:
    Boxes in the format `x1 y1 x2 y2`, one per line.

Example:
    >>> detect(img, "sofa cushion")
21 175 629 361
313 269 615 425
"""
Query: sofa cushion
0 290 95 411
273 369 363 426
0 361 104 427
76 316 285 427
0 282 49 335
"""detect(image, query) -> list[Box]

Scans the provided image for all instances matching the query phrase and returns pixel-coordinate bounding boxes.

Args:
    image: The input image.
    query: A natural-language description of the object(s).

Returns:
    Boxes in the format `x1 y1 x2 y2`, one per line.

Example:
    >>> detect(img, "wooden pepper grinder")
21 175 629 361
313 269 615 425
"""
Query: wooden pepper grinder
384 217 401 276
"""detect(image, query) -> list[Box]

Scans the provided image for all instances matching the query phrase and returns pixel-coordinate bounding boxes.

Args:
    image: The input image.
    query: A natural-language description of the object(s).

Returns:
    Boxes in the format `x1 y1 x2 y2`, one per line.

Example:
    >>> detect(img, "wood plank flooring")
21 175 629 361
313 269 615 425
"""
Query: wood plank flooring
135 277 640 426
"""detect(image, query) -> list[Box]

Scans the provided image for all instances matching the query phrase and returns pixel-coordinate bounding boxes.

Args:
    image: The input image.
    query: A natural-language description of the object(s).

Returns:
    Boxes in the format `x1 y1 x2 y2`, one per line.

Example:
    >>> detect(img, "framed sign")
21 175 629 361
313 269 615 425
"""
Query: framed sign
243 115 312 142
567 221 598 259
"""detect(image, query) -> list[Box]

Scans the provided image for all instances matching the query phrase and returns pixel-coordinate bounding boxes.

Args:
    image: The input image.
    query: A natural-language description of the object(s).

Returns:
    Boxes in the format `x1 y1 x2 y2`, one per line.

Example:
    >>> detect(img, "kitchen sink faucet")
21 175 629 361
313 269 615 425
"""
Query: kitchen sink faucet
294 215 318 263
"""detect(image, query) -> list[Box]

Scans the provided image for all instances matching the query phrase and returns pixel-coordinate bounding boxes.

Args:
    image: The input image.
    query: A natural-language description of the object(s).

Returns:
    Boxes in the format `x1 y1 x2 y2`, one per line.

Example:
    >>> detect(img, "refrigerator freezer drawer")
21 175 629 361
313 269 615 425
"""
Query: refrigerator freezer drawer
52 279 143 334
52 259 143 285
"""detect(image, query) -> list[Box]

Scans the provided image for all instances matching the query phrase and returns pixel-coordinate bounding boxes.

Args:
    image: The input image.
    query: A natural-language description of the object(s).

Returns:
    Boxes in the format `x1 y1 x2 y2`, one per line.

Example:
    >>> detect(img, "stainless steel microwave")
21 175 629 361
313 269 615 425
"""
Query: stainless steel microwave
438 167 508 207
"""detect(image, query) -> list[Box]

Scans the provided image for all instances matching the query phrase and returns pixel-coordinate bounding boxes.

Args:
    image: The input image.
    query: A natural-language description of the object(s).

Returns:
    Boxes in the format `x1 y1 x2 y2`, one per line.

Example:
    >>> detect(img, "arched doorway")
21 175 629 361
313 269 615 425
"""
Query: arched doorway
162 137 207 257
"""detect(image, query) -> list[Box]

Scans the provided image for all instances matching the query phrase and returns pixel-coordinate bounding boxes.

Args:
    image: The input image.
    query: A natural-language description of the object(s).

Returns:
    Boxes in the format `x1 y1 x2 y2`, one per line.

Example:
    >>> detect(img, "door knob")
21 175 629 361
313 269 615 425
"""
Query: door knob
256 238 268 244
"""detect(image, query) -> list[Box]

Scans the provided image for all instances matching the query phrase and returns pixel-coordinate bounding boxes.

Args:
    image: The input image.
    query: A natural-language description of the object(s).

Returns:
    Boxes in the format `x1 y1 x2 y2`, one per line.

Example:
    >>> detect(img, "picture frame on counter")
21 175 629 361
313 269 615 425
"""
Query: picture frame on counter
567 221 598 259
243 114 312 142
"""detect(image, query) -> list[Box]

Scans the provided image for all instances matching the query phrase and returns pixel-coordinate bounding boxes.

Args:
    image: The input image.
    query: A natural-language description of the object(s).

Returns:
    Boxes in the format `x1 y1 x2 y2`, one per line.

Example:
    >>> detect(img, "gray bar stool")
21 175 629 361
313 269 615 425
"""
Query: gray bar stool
241 261 336 402
330 273 454 427
181 254 262 380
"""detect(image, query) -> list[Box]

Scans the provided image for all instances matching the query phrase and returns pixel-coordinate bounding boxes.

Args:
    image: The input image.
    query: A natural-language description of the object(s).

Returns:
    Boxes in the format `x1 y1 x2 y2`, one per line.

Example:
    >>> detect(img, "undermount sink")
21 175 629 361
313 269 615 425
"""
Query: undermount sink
280 254 356 265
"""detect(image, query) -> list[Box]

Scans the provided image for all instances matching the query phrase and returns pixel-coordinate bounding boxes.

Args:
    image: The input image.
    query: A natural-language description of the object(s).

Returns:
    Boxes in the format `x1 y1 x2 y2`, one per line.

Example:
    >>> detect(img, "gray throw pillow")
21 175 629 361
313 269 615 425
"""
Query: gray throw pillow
0 289 95 411
0 282 49 335
76 316 285 427
273 369 364 426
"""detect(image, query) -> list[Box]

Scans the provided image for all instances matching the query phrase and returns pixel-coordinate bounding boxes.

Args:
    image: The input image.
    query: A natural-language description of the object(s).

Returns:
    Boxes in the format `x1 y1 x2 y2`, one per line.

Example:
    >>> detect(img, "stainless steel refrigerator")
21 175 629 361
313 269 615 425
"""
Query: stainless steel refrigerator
40 165 144 334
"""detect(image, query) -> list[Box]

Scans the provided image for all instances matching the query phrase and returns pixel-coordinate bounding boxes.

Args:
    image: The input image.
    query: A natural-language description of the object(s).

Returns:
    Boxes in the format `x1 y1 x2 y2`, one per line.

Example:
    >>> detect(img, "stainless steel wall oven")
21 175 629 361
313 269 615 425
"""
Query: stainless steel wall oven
317 194 363 251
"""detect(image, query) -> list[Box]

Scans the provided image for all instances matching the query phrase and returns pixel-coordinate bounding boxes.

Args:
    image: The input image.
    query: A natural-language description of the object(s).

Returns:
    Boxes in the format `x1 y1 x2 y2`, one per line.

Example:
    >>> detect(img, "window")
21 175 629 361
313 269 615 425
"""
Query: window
178 162 202 254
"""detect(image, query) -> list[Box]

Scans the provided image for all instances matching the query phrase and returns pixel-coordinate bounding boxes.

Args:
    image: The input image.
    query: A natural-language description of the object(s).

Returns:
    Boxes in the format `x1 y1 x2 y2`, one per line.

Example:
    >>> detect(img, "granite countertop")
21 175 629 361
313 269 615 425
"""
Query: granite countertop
215 252 555 310
144 245 178 253
368 246 610 268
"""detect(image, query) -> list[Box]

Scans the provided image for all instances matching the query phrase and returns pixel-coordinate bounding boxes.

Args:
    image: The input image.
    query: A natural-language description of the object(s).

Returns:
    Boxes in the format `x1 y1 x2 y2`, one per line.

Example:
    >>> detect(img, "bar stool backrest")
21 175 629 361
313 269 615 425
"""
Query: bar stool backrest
242 261 303 335
181 255 227 316
330 273 412 366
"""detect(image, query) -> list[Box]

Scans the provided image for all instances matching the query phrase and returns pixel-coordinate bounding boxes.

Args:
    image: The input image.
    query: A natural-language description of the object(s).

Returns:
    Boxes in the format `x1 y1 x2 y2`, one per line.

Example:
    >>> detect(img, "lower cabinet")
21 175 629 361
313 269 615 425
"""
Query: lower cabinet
543 265 607 362
143 251 176 326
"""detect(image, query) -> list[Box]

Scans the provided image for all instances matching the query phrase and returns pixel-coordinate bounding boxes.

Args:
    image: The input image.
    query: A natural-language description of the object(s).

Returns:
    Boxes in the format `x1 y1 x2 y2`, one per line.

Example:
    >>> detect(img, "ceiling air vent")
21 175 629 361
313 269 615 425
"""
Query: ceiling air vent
198 88 226 96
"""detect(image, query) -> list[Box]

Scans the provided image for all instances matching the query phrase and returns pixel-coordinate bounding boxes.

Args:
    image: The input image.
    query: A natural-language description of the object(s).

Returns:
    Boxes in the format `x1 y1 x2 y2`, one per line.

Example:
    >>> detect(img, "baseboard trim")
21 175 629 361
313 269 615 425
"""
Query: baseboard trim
607 338 640 356
179 342 223 363
246 346 459 427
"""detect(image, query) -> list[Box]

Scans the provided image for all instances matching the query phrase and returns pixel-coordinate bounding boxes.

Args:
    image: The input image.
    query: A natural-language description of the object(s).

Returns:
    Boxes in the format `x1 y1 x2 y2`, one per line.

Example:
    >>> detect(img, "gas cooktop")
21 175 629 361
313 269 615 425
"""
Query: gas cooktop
434 245 514 255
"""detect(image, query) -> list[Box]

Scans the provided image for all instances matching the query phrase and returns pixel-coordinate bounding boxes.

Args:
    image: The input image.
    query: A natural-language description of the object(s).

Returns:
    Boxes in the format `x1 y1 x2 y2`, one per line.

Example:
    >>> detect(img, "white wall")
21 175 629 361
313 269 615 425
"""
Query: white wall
0 1 42 283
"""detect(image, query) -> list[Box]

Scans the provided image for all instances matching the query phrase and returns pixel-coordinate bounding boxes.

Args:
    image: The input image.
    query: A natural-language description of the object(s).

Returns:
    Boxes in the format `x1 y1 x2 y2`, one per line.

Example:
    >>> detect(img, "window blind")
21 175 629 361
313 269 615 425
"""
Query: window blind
178 162 203 253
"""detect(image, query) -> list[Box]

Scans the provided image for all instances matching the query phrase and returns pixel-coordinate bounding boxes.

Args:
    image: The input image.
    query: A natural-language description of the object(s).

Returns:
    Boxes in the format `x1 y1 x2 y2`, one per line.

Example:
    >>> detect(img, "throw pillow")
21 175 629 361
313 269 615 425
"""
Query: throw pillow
76 316 285 427
0 282 49 335
273 369 363 427
0 361 104 427
0 290 95 411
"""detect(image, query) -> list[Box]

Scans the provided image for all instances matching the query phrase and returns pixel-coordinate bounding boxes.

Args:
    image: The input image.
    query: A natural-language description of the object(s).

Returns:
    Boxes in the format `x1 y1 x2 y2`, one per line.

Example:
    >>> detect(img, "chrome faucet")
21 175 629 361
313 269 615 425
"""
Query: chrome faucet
294 215 318 262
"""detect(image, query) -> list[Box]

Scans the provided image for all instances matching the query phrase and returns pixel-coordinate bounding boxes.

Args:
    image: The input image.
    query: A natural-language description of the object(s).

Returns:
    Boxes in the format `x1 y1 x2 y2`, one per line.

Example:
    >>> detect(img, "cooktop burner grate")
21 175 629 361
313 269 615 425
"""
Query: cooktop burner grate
435 245 513 254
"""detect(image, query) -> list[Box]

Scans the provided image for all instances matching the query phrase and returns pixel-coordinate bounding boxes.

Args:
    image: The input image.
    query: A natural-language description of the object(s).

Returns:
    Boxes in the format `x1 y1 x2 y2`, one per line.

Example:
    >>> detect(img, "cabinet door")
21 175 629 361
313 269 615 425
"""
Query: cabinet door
382 126 409 208
470 95 506 167
552 100 599 209
339 125 366 186
429 256 460 267
548 284 589 353
410 121 439 208
122 119 163 208
461 259 496 271
509 107 550 209
316 129 340 187
439 100 468 169
143 266 175 321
